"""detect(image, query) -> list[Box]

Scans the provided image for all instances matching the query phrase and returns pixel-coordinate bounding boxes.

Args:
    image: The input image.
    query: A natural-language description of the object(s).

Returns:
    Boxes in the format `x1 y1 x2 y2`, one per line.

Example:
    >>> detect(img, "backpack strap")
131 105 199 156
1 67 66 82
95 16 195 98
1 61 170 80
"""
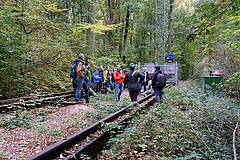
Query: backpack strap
128 71 136 81
131 71 136 77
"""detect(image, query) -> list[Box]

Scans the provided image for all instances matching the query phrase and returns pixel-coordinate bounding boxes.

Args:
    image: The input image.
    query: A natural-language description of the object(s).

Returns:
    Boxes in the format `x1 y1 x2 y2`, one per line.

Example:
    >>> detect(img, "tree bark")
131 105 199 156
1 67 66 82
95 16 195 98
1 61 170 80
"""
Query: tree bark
87 0 96 56
119 18 123 58
123 0 130 52
107 0 113 47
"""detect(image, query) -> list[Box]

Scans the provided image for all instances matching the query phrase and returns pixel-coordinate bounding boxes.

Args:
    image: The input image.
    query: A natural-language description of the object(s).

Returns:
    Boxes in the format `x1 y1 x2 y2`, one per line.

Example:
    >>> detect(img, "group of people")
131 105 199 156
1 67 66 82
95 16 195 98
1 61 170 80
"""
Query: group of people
72 54 166 104
124 63 166 103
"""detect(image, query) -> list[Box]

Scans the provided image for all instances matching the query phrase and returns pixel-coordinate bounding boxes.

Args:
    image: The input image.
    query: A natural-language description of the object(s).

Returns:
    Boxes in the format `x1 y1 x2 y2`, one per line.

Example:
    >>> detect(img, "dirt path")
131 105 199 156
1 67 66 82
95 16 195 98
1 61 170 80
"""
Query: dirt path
0 104 95 160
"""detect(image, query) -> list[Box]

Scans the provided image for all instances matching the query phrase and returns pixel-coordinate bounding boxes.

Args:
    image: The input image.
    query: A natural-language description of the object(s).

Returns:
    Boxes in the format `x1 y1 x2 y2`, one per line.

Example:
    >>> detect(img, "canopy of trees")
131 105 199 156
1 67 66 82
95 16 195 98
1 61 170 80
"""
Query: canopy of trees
0 0 239 100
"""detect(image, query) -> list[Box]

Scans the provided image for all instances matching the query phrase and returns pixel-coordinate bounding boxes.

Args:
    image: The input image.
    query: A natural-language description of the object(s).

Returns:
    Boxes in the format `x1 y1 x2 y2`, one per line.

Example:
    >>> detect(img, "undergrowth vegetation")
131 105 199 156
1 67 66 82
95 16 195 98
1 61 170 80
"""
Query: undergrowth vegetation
86 92 132 121
100 81 239 159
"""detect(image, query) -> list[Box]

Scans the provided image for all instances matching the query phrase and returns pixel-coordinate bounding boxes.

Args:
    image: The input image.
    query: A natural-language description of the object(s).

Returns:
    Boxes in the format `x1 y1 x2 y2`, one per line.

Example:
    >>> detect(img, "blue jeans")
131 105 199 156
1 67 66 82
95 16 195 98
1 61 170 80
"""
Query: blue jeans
115 82 123 101
153 87 163 103
75 77 84 102
80 80 91 103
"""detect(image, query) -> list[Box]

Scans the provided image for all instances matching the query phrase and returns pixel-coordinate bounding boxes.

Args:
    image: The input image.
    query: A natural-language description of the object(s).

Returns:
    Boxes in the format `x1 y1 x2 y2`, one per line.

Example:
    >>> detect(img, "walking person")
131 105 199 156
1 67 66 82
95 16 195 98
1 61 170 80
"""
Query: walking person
152 65 166 103
97 65 104 93
113 65 125 101
139 68 149 94
75 54 85 103
81 62 91 103
104 66 114 94
93 70 101 93
125 63 144 102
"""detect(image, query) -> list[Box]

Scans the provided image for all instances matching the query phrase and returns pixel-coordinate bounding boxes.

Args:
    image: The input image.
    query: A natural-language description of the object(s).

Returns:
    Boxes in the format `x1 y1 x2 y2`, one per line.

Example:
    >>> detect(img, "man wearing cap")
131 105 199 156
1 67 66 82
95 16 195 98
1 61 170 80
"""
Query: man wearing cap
125 63 144 102
152 65 164 103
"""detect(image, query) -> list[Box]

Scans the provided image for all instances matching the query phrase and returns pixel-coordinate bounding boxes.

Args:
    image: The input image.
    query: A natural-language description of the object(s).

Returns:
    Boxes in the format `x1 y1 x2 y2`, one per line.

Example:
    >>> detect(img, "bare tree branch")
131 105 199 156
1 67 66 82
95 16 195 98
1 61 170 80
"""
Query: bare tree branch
233 122 238 160
186 103 216 157
19 21 40 34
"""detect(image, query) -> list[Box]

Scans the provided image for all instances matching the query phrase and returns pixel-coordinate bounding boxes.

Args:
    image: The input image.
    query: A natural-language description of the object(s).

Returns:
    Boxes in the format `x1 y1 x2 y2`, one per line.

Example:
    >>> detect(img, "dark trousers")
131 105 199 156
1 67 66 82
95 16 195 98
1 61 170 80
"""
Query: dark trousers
99 81 102 93
139 81 147 94
94 83 99 93
81 81 90 103
129 89 139 102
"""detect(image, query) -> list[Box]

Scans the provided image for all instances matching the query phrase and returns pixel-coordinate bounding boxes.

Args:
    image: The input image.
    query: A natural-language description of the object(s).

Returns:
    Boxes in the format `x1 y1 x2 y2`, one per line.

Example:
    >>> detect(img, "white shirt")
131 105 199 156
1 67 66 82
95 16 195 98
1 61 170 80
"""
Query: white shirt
144 72 147 82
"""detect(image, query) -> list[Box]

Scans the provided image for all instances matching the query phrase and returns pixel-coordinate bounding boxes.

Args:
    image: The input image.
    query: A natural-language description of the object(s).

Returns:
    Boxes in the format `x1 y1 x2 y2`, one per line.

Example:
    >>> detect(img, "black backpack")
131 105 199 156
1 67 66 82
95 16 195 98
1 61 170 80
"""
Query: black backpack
156 73 166 88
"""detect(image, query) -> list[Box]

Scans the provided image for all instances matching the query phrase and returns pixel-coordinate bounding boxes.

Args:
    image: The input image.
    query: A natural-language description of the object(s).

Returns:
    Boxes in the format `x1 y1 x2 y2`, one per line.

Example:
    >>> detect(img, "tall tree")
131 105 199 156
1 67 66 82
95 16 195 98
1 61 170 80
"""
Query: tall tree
123 0 130 52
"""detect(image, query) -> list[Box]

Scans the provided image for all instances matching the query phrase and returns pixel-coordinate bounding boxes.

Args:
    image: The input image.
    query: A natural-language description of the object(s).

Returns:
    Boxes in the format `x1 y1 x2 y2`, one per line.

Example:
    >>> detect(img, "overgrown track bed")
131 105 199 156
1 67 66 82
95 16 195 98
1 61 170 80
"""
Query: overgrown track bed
26 93 155 160
0 91 75 113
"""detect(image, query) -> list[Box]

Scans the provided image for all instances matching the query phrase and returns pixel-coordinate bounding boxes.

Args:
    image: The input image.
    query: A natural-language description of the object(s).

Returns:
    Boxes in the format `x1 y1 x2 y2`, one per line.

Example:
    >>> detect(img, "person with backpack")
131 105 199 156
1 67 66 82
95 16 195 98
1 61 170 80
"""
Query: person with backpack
73 54 85 103
125 63 144 102
152 65 166 103
97 65 104 93
113 65 125 101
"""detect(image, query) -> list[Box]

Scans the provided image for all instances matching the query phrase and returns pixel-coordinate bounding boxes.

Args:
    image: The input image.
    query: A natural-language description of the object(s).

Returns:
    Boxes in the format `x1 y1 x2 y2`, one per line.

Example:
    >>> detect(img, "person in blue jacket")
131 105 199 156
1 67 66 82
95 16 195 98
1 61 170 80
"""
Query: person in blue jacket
93 70 102 93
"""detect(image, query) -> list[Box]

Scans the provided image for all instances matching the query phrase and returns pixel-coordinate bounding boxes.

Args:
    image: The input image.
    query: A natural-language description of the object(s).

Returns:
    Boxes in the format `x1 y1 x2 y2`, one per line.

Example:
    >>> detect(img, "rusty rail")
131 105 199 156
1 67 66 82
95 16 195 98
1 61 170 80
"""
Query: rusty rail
26 93 155 160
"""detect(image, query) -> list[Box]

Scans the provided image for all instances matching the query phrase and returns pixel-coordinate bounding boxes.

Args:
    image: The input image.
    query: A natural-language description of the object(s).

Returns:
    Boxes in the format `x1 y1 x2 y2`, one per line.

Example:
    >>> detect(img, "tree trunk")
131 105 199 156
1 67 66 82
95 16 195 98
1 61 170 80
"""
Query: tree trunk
107 0 113 46
87 0 96 56
167 0 174 54
123 0 130 52
149 32 152 56
119 18 123 58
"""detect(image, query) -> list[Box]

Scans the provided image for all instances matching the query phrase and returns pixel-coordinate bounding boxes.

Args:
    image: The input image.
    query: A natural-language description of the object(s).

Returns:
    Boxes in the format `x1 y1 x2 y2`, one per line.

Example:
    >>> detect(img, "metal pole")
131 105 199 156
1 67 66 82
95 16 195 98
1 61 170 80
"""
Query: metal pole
155 0 166 65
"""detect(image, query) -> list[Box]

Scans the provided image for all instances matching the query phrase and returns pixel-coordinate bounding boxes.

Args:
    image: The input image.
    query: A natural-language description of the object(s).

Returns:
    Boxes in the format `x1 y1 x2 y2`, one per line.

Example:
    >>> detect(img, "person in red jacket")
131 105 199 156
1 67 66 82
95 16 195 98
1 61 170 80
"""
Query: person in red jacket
113 64 125 101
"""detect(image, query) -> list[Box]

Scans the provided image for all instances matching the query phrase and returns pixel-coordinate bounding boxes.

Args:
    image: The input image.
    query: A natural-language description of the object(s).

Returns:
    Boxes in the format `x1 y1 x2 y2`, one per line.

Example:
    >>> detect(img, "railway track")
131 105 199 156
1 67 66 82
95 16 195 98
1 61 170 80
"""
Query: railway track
0 91 75 113
26 83 175 160
26 92 155 160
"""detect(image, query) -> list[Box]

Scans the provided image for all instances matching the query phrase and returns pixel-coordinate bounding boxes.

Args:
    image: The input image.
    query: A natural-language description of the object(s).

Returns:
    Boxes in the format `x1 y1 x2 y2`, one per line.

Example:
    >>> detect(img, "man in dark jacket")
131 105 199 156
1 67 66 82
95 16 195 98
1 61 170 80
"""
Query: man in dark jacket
125 63 144 102
97 65 104 93
152 65 164 103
